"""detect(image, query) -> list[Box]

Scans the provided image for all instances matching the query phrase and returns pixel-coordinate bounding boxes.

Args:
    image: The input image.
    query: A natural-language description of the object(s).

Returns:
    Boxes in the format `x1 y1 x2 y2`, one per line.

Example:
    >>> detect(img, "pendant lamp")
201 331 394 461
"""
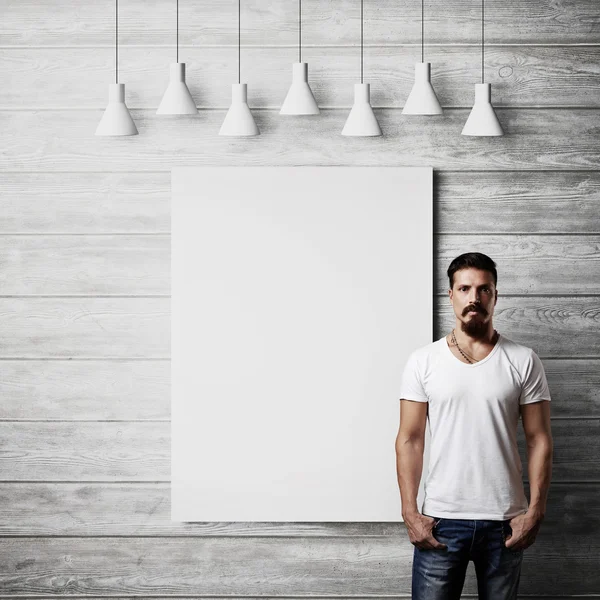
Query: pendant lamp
157 0 199 115
402 0 443 115
219 0 259 136
280 0 320 115
96 0 138 136
462 0 504 136
342 0 382 136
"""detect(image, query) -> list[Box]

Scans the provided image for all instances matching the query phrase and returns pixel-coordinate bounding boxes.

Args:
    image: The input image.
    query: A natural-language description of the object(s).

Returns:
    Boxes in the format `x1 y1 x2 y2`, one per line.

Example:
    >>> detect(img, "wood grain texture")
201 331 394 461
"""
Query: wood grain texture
2 171 599 234
2 0 599 45
1 530 599 596
0 298 170 358
0 297 598 358
3 109 600 171
0 419 594 482
2 45 599 108
0 358 597 421
0 482 588 536
435 171 600 233
2 234 600 295
0 172 170 233
435 297 600 355
0 360 170 420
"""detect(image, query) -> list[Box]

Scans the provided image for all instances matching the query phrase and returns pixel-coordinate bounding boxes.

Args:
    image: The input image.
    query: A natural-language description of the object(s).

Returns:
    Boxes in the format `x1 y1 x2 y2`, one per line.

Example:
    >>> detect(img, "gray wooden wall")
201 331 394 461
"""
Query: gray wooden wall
1 0 599 597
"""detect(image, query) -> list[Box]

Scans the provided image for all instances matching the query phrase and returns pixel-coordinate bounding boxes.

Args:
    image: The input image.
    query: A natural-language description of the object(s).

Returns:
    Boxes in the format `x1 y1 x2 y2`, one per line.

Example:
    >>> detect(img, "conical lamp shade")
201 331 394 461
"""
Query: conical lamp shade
95 83 138 136
157 63 198 115
219 83 259 136
462 83 504 136
402 62 443 115
280 62 320 115
342 83 382 136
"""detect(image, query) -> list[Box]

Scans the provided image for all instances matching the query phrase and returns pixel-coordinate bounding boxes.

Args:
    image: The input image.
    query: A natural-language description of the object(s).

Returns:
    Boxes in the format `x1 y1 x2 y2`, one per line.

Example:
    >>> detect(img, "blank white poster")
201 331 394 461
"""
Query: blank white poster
171 166 433 522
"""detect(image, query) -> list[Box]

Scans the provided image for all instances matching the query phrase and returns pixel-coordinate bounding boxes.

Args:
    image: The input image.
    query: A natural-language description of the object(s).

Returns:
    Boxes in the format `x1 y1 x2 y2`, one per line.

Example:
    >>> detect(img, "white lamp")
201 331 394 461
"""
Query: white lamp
280 1 319 115
462 0 504 136
342 83 382 136
462 83 504 135
403 63 443 115
220 0 259 136
281 62 320 115
342 0 382 136
220 83 260 136
402 0 443 115
96 83 138 136
157 1 199 115
96 0 138 136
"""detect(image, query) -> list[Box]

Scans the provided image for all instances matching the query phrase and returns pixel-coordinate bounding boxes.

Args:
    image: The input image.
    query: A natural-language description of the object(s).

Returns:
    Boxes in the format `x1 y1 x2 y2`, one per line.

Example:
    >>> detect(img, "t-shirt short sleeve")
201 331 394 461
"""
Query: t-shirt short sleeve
399 351 429 403
519 350 552 405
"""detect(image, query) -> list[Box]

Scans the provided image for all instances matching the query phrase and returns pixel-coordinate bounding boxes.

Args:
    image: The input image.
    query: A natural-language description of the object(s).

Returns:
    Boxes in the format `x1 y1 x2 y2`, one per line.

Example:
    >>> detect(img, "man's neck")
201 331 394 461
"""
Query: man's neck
452 326 497 347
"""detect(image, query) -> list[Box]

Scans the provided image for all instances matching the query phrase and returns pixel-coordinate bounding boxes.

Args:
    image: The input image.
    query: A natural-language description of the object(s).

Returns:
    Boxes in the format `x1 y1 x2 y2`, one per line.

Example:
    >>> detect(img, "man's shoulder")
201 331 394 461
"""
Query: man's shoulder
500 334 537 359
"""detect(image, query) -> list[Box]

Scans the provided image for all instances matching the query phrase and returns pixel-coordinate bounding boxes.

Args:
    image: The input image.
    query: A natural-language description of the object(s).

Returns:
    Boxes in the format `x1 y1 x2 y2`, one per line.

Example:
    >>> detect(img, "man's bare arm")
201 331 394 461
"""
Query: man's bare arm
396 399 428 518
396 400 446 550
521 399 553 520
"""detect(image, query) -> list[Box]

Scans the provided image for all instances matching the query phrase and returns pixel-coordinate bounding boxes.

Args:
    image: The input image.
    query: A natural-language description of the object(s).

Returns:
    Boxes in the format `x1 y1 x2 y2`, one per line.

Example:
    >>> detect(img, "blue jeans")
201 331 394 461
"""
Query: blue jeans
412 515 524 600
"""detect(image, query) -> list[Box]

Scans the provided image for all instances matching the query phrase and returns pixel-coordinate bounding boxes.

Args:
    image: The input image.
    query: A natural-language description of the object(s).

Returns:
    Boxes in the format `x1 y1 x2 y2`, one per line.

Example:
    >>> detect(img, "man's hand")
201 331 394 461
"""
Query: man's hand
505 509 544 550
403 512 447 550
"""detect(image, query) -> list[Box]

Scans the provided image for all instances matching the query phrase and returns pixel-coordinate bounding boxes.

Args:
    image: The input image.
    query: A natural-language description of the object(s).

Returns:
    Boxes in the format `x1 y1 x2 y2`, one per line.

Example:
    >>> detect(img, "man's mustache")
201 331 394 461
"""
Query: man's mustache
464 305 486 315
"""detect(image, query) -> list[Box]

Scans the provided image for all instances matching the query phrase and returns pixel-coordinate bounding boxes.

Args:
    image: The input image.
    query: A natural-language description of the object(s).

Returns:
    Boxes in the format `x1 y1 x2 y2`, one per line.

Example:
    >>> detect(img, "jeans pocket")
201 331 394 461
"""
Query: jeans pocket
423 514 443 528
502 520 523 553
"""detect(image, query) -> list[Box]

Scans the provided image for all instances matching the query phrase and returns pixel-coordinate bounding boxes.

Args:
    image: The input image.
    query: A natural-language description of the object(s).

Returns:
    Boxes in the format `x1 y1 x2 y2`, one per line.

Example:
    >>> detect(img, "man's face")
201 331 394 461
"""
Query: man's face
448 268 497 338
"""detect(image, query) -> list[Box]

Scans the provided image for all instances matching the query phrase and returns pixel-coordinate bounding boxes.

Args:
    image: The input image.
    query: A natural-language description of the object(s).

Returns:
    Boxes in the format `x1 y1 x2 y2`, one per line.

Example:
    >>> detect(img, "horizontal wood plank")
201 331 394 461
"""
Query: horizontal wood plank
0 172 170 233
3 234 600 295
0 298 169 358
434 297 600 355
0 297 598 358
0 357 597 421
0 235 169 295
2 109 600 171
1 171 599 234
0 360 170 420
0 481 587 536
0 419 595 482
0 421 170 481
435 171 600 233
436 235 600 294
0 525 596 596
2 0 599 45
2 46 600 109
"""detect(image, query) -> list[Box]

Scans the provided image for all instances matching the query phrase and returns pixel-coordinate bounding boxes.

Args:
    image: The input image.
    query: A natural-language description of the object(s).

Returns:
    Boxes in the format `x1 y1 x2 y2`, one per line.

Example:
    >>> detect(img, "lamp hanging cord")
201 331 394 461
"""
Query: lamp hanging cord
115 0 118 83
360 0 363 83
481 0 484 83
176 0 179 63
299 0 301 63
421 0 424 63
238 0 241 83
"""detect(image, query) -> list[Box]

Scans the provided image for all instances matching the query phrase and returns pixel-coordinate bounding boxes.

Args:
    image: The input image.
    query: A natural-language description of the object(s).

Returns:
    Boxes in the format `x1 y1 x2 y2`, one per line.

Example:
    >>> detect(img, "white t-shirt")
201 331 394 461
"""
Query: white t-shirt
399 332 551 520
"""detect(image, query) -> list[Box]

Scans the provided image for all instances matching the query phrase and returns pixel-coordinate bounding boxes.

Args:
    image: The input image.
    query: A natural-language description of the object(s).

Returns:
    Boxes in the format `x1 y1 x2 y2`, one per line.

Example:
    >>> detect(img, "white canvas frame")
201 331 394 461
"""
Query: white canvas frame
171 166 433 522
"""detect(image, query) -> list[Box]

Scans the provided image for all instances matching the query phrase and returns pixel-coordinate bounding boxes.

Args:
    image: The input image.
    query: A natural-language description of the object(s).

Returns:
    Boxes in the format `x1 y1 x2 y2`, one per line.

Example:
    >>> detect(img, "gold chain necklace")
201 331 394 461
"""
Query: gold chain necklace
451 328 498 364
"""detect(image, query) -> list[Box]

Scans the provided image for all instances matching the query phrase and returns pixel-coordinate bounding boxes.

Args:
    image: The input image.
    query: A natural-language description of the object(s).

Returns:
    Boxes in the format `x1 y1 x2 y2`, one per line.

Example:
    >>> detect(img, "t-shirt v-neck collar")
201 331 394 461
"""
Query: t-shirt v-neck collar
443 333 503 368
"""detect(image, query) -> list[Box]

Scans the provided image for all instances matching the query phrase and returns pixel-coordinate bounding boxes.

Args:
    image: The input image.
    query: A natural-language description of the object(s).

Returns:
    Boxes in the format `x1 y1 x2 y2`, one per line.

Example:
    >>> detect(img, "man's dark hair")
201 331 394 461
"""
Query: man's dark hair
447 252 498 290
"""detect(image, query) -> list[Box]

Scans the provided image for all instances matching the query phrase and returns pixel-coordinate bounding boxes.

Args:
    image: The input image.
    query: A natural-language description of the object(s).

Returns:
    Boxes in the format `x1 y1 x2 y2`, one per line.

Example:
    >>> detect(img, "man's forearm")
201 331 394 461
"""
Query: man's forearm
396 438 425 518
526 434 553 518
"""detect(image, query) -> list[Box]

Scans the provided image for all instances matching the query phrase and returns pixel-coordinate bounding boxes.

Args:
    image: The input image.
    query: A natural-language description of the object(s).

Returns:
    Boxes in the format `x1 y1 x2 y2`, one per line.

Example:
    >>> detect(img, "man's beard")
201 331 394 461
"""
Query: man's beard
460 313 488 338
